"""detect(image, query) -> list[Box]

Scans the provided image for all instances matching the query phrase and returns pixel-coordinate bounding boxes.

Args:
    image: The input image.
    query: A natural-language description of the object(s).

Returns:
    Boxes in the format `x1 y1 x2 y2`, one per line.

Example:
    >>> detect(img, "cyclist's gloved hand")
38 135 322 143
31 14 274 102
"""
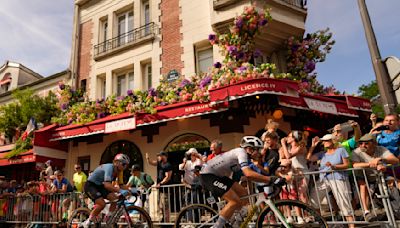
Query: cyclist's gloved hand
130 188 139 196
269 176 286 187
119 189 129 196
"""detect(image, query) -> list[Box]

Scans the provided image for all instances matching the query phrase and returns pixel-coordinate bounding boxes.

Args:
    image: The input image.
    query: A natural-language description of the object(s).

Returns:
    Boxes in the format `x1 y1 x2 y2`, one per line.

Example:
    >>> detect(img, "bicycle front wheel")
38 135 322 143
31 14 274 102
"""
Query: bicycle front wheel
67 207 99 228
115 205 153 228
256 200 328 228
175 204 221 228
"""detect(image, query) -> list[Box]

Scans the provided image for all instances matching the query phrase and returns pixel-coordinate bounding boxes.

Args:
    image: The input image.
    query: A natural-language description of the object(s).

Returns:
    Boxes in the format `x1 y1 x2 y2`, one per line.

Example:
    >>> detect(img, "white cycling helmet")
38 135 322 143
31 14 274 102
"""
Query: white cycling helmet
114 153 130 164
240 136 263 148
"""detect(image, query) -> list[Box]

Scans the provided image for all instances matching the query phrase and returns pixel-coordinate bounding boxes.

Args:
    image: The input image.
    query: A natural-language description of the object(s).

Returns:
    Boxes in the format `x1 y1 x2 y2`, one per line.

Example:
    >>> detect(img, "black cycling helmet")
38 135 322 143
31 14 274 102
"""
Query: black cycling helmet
131 164 141 171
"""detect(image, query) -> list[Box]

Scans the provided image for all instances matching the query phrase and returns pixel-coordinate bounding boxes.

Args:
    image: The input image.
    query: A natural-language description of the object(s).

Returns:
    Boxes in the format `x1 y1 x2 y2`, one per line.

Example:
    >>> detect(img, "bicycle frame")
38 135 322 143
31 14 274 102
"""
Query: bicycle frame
197 191 292 228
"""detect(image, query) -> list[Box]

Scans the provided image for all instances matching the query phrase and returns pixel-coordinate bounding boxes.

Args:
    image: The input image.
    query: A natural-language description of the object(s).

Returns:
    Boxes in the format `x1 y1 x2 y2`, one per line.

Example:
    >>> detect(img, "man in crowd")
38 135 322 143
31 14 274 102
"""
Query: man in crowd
373 113 400 157
51 170 74 221
207 139 223 161
260 131 280 176
332 120 362 159
73 164 87 193
146 151 172 222
352 134 399 220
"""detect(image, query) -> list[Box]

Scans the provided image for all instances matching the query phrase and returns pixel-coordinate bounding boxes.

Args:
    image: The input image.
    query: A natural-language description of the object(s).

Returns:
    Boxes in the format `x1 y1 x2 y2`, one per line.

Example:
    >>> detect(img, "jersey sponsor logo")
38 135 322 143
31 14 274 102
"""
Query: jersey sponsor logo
213 180 227 190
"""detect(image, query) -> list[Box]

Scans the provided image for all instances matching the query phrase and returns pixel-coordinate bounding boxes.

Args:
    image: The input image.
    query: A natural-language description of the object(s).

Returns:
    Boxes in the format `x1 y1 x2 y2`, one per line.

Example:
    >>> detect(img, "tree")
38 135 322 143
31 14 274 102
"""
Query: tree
0 89 60 143
357 80 384 116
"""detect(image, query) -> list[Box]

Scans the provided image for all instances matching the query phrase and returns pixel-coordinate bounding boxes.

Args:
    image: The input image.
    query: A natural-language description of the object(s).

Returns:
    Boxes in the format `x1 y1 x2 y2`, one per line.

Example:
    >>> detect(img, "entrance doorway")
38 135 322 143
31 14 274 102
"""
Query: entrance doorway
100 140 142 181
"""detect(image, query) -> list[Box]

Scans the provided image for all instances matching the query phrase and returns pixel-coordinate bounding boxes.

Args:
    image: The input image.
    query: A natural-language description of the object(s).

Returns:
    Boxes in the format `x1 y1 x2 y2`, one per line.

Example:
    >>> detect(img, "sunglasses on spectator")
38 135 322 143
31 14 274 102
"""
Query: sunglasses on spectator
359 141 371 145
75 167 81 169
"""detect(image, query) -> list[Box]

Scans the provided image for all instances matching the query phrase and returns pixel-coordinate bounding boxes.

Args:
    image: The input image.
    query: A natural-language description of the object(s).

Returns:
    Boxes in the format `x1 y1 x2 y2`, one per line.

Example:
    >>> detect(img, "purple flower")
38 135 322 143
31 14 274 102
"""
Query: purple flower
238 66 247 73
228 46 237 54
213 62 222 68
68 119 73 125
235 17 243 28
200 76 212 89
58 82 65 90
259 19 268 26
304 61 316 73
61 103 68 110
127 89 133 96
148 88 157 97
179 79 191 88
117 96 124 101
253 49 262 58
208 34 216 41
97 112 106 119
237 52 244 60
160 102 167 106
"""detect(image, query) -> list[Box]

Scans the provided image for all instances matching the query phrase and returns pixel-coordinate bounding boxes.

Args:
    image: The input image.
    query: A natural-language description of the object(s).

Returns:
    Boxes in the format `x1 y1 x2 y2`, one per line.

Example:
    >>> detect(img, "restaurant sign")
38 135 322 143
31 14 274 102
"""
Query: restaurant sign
105 117 136 134
304 98 337 114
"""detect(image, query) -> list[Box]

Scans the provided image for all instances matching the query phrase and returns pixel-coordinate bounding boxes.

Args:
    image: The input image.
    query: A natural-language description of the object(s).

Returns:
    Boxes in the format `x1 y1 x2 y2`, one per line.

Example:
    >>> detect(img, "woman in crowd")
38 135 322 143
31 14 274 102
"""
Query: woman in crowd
307 134 354 228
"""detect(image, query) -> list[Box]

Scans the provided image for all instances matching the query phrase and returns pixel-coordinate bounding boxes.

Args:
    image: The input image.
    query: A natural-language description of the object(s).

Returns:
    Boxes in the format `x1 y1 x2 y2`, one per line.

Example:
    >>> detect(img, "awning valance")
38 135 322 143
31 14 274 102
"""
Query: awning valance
0 148 66 167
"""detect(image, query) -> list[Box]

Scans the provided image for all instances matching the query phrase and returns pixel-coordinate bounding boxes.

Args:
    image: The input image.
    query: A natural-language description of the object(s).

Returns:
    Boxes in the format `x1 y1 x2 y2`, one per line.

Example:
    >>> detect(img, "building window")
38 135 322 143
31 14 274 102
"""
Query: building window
115 71 134 96
80 79 87 92
118 11 134 45
142 63 152 89
143 1 150 34
196 47 213 74
100 19 108 52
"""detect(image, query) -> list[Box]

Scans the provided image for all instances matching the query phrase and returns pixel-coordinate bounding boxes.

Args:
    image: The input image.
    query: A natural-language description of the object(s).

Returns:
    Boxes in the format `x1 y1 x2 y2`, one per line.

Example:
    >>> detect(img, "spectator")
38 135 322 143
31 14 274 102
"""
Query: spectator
264 118 279 134
126 164 154 207
179 148 203 186
146 151 172 222
73 164 87 193
332 120 361 159
260 131 280 176
307 134 354 228
372 113 400 157
44 160 54 185
207 139 223 161
280 130 309 207
6 180 17 194
352 134 399 220
51 170 73 222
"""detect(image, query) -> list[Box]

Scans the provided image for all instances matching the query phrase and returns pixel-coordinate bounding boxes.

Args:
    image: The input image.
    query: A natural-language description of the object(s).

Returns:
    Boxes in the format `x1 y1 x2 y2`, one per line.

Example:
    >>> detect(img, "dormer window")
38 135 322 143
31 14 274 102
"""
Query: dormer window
0 73 11 93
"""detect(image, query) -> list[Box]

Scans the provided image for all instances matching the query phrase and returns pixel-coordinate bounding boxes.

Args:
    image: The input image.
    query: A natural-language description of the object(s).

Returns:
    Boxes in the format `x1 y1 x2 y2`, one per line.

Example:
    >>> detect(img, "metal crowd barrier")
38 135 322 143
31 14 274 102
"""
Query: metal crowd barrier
2 167 400 227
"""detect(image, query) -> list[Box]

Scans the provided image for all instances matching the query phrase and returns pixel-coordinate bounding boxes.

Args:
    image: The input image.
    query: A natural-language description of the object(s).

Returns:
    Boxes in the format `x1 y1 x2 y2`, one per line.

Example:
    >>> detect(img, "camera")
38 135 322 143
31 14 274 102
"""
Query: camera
185 153 192 160
375 125 390 131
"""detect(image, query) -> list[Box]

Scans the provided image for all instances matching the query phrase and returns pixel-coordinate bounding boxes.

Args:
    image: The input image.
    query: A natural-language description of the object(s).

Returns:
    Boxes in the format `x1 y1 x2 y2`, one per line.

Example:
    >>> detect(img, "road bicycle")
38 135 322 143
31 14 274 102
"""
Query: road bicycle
67 189 152 228
174 181 328 228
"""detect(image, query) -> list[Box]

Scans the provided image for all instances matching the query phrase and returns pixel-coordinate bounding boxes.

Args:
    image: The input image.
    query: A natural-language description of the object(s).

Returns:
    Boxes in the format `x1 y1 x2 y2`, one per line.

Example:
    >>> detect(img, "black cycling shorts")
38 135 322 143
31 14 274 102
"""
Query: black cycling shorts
84 181 110 201
200 174 234 198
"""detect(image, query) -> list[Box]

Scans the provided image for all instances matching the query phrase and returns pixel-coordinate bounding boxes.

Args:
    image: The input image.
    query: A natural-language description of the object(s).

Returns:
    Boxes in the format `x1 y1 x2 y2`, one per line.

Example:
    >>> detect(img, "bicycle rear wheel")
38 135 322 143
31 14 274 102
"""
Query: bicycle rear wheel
175 204 221 228
115 205 153 228
256 200 328 227
67 207 99 228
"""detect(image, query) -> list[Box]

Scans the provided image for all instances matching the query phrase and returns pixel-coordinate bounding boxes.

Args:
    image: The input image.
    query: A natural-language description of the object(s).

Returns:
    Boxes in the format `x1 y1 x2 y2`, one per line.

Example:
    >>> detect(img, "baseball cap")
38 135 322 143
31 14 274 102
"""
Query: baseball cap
186 148 198 155
359 134 376 142
157 151 168 157
320 134 334 141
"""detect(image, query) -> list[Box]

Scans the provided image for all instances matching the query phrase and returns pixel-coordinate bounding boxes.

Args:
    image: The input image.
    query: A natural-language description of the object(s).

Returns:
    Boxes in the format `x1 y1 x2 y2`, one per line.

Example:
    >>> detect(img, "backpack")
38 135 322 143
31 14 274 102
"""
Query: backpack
142 173 154 188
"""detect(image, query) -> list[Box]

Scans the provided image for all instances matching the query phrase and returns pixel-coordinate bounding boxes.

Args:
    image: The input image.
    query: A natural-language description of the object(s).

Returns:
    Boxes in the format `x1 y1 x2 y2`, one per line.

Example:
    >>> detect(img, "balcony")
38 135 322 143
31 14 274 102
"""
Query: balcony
213 0 306 10
94 22 158 61
211 0 307 54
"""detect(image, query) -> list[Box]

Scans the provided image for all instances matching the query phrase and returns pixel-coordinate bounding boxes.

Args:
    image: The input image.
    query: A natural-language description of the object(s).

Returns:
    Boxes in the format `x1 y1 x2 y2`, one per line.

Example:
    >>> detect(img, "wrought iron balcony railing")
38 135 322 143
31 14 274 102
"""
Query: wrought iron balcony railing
94 22 157 58
213 0 307 10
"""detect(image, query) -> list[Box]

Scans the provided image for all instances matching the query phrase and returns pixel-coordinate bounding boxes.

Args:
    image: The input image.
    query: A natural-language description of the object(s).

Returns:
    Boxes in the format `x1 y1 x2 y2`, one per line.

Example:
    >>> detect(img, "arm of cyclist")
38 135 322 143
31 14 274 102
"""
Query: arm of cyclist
242 166 270 183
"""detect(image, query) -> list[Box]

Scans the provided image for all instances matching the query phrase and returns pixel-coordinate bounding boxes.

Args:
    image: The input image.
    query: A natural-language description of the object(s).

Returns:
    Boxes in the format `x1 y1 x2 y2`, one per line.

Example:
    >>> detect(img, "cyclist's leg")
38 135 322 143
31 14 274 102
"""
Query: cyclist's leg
106 192 118 212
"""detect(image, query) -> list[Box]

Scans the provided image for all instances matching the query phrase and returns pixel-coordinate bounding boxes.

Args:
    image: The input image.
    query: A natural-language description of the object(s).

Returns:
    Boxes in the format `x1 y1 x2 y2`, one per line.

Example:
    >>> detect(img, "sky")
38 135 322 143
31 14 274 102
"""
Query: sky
0 1 399 95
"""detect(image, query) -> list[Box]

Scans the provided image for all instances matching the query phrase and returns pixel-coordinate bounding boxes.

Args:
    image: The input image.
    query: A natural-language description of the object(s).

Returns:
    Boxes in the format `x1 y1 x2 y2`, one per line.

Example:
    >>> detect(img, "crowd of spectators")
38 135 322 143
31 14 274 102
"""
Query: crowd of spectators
1 113 400 226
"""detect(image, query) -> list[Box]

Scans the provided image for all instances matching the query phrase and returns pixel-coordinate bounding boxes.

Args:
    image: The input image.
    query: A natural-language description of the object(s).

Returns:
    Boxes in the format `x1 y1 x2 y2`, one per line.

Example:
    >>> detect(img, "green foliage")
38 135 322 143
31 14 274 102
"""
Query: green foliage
357 80 384 117
5 135 33 159
0 88 60 157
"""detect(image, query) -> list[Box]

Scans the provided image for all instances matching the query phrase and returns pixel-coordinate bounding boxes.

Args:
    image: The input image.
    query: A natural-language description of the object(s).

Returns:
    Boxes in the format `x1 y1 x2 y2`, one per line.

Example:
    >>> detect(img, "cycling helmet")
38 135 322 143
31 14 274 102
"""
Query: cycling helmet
114 153 130 164
240 136 263 148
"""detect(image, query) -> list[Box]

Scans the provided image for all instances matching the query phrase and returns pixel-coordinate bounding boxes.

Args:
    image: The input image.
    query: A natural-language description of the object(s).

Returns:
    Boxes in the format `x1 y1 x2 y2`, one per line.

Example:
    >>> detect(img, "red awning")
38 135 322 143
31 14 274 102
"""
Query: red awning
209 78 299 103
47 100 228 141
0 149 66 167
278 94 359 117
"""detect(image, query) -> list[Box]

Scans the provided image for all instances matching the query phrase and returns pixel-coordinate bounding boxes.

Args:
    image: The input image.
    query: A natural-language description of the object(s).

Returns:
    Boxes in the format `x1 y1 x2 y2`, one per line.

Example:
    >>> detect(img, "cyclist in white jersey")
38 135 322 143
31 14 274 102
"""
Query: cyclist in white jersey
200 136 283 228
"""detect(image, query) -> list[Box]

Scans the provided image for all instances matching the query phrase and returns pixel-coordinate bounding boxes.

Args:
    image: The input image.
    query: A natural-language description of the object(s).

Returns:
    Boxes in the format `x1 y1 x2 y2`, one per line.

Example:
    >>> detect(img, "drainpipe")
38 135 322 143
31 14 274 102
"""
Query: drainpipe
69 3 80 89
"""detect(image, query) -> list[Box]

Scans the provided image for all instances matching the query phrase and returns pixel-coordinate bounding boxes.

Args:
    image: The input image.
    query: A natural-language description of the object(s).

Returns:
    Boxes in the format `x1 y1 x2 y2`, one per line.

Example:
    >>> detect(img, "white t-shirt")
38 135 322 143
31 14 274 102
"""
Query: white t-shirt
179 158 202 185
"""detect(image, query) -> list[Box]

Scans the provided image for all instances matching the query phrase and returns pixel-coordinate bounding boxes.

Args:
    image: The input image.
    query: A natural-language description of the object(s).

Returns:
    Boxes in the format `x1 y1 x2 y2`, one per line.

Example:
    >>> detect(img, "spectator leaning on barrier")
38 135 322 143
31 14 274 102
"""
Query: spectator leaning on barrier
307 134 355 228
51 170 73 221
371 113 400 157
73 164 87 193
352 133 399 220
146 151 172 222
